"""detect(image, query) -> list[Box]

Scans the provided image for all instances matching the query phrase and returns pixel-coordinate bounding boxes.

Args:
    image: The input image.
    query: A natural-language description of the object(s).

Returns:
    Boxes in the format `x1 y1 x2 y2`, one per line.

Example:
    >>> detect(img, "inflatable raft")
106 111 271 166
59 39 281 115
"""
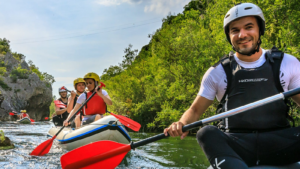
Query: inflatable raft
47 115 131 151
17 117 31 124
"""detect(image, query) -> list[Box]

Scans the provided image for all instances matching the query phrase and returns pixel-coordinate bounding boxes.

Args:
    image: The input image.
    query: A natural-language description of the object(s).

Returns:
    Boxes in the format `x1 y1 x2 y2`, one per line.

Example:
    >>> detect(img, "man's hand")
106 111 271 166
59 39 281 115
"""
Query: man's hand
164 121 189 140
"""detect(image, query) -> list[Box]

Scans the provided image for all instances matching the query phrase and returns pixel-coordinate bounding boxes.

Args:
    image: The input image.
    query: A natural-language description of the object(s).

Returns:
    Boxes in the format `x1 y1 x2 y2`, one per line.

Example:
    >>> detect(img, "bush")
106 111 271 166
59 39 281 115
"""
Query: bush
0 67 6 76
10 66 30 82
0 78 11 90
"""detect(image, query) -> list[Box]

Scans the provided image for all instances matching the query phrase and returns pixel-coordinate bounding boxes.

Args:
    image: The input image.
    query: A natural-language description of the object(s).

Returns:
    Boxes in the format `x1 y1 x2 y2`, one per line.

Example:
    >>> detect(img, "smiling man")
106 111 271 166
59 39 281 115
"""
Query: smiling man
163 3 300 168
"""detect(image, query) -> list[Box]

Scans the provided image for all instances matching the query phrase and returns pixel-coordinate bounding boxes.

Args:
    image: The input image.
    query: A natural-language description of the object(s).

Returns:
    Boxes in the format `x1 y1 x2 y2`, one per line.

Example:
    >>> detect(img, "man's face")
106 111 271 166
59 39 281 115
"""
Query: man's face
59 91 67 98
229 16 260 55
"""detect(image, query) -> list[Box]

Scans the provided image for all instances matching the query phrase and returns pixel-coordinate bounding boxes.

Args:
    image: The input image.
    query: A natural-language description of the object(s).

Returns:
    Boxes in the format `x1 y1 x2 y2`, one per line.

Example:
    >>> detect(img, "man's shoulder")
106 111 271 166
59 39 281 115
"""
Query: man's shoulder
283 53 300 63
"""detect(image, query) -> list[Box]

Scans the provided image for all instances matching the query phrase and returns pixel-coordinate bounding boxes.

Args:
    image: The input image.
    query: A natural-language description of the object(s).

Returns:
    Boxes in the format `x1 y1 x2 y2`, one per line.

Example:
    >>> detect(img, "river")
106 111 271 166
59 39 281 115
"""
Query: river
0 121 210 169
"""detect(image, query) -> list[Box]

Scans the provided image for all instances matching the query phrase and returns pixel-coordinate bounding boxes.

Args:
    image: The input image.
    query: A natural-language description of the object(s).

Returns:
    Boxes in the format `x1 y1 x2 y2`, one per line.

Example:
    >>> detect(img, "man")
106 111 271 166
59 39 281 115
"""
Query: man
164 3 300 168
52 86 69 126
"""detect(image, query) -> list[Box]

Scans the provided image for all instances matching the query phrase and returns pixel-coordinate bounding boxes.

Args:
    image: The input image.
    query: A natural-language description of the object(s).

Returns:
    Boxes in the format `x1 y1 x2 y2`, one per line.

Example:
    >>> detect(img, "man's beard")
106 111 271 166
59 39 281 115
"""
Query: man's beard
61 96 67 99
234 37 259 56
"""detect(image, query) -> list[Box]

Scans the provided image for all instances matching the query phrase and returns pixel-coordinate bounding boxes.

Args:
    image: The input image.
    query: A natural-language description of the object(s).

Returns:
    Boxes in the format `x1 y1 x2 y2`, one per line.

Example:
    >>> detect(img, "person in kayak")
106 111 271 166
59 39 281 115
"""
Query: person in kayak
52 86 69 126
18 110 30 120
164 3 300 169
67 78 86 128
63 72 112 128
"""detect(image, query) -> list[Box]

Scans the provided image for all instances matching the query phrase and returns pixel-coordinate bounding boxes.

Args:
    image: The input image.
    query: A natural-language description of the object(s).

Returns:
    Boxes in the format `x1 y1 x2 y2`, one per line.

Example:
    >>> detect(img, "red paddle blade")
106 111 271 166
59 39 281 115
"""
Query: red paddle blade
9 112 15 116
30 119 35 122
45 117 49 120
110 112 141 132
61 141 131 169
30 136 56 156
56 104 66 108
53 100 66 107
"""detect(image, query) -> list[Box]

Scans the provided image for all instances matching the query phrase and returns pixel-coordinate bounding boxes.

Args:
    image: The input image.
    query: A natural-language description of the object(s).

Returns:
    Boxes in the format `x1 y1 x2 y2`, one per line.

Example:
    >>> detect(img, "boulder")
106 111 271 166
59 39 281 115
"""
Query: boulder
0 52 52 121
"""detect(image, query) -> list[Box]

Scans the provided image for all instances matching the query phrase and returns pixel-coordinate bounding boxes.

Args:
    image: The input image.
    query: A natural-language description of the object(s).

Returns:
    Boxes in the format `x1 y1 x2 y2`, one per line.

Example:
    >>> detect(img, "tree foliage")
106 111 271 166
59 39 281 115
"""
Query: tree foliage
102 0 300 131
100 0 300 131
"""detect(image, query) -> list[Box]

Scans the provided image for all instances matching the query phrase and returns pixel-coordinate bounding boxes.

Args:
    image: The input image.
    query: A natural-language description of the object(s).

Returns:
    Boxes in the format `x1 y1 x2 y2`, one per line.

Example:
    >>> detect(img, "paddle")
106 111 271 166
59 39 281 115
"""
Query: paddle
53 100 67 108
9 112 17 116
45 117 49 120
60 87 300 169
107 111 140 132
30 82 106 156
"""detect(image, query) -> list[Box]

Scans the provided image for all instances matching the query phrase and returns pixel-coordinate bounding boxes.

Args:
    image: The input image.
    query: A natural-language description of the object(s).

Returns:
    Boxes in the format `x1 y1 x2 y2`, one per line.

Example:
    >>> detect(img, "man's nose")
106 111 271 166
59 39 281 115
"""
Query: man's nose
239 28 247 39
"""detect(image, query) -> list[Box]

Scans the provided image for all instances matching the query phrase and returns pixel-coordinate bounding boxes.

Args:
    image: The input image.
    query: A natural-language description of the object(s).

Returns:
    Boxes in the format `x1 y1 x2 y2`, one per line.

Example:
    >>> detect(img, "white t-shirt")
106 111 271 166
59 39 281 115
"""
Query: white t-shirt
198 49 300 101
77 89 109 104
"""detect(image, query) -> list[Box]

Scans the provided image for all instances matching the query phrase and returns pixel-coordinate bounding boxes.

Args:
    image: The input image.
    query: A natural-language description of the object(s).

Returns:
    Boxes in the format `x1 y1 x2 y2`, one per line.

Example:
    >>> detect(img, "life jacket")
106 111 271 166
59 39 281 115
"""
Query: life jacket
21 113 29 118
215 47 293 132
58 98 69 120
83 91 107 115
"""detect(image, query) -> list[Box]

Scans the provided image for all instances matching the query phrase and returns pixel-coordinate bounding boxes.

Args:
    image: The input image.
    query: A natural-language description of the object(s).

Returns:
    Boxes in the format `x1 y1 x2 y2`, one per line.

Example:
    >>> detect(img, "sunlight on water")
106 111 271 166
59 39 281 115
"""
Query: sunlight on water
0 122 209 169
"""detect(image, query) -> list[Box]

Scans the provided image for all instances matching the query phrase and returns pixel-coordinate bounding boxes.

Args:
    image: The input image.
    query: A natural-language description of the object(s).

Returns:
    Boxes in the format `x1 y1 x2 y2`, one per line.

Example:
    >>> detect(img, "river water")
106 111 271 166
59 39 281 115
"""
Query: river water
0 121 210 169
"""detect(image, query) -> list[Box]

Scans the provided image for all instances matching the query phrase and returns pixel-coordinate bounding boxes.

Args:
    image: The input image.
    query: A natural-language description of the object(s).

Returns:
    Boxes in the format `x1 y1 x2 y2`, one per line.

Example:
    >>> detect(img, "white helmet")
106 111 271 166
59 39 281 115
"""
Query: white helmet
58 86 67 93
223 3 265 44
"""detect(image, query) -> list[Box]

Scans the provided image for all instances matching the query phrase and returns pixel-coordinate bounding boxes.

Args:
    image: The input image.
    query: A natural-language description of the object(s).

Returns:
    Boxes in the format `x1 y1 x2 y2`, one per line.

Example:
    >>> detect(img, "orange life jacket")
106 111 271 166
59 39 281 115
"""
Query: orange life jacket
83 91 106 115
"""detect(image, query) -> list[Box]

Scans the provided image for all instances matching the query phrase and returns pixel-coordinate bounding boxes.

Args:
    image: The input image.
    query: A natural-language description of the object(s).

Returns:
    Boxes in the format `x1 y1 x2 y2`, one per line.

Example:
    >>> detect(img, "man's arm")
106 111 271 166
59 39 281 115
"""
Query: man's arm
164 96 213 139
55 105 67 115
292 94 300 106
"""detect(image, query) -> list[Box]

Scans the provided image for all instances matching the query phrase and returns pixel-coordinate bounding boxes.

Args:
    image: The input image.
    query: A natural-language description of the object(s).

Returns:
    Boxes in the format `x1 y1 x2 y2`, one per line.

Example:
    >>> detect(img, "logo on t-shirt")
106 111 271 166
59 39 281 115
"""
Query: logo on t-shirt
238 78 268 83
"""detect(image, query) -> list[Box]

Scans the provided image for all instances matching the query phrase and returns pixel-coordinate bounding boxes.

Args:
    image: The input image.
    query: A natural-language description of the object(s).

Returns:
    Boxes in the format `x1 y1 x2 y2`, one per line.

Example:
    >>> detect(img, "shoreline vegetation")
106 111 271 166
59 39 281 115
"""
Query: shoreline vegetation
0 130 14 150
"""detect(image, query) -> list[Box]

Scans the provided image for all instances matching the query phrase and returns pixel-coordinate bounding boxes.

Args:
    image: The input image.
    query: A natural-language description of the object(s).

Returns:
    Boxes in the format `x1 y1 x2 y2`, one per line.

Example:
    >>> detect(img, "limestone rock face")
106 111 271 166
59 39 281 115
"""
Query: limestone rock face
0 52 52 121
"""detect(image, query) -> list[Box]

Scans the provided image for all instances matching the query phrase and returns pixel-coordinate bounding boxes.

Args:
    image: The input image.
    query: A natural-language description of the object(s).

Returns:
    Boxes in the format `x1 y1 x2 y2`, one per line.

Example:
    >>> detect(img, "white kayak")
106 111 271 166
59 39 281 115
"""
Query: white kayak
17 117 31 124
47 115 131 151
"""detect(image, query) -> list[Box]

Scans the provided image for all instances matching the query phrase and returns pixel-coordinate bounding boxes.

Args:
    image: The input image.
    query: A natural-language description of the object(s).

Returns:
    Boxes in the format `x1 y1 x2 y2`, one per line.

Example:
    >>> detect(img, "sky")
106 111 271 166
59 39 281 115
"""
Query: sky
0 0 191 97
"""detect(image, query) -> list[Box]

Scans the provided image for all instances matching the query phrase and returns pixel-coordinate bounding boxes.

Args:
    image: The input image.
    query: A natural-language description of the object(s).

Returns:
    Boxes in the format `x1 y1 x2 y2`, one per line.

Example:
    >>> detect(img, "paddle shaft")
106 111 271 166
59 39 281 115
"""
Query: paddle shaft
131 87 300 149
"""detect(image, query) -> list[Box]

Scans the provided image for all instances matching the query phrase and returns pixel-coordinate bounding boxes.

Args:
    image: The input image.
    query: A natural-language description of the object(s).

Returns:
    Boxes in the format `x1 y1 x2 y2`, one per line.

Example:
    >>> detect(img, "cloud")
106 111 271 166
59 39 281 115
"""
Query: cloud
95 0 142 6
144 0 190 15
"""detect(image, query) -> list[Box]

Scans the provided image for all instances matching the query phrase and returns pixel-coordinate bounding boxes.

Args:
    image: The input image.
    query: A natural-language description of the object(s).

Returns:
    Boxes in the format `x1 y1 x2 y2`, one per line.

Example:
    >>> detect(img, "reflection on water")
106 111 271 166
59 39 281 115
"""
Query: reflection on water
0 122 209 169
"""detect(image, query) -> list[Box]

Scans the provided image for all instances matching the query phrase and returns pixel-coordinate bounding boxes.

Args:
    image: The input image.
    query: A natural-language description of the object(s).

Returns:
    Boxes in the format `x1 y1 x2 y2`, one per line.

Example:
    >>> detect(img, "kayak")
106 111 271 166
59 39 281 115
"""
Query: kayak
208 162 300 169
47 115 131 151
17 117 31 124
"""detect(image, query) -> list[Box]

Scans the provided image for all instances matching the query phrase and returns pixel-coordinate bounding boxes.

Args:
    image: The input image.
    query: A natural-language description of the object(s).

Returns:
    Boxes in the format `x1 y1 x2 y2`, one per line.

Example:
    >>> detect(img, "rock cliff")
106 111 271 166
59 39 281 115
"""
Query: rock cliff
0 52 52 121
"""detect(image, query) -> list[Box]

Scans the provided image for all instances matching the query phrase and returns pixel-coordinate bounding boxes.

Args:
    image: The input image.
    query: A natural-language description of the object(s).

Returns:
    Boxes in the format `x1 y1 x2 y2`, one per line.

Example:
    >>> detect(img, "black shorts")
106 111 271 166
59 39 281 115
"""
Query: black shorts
197 125 300 167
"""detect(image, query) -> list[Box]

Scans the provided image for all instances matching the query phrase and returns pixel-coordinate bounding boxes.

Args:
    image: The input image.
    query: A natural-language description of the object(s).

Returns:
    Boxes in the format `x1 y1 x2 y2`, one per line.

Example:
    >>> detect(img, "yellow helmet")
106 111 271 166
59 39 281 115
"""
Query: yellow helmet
73 78 85 86
21 110 26 113
83 72 100 84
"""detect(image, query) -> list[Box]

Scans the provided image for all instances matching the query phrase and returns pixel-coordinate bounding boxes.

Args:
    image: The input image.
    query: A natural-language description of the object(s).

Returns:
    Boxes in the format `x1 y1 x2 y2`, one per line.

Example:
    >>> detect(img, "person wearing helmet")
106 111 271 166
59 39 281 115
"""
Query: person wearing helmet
18 110 30 119
67 78 86 128
52 86 69 126
63 72 112 128
163 3 300 168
